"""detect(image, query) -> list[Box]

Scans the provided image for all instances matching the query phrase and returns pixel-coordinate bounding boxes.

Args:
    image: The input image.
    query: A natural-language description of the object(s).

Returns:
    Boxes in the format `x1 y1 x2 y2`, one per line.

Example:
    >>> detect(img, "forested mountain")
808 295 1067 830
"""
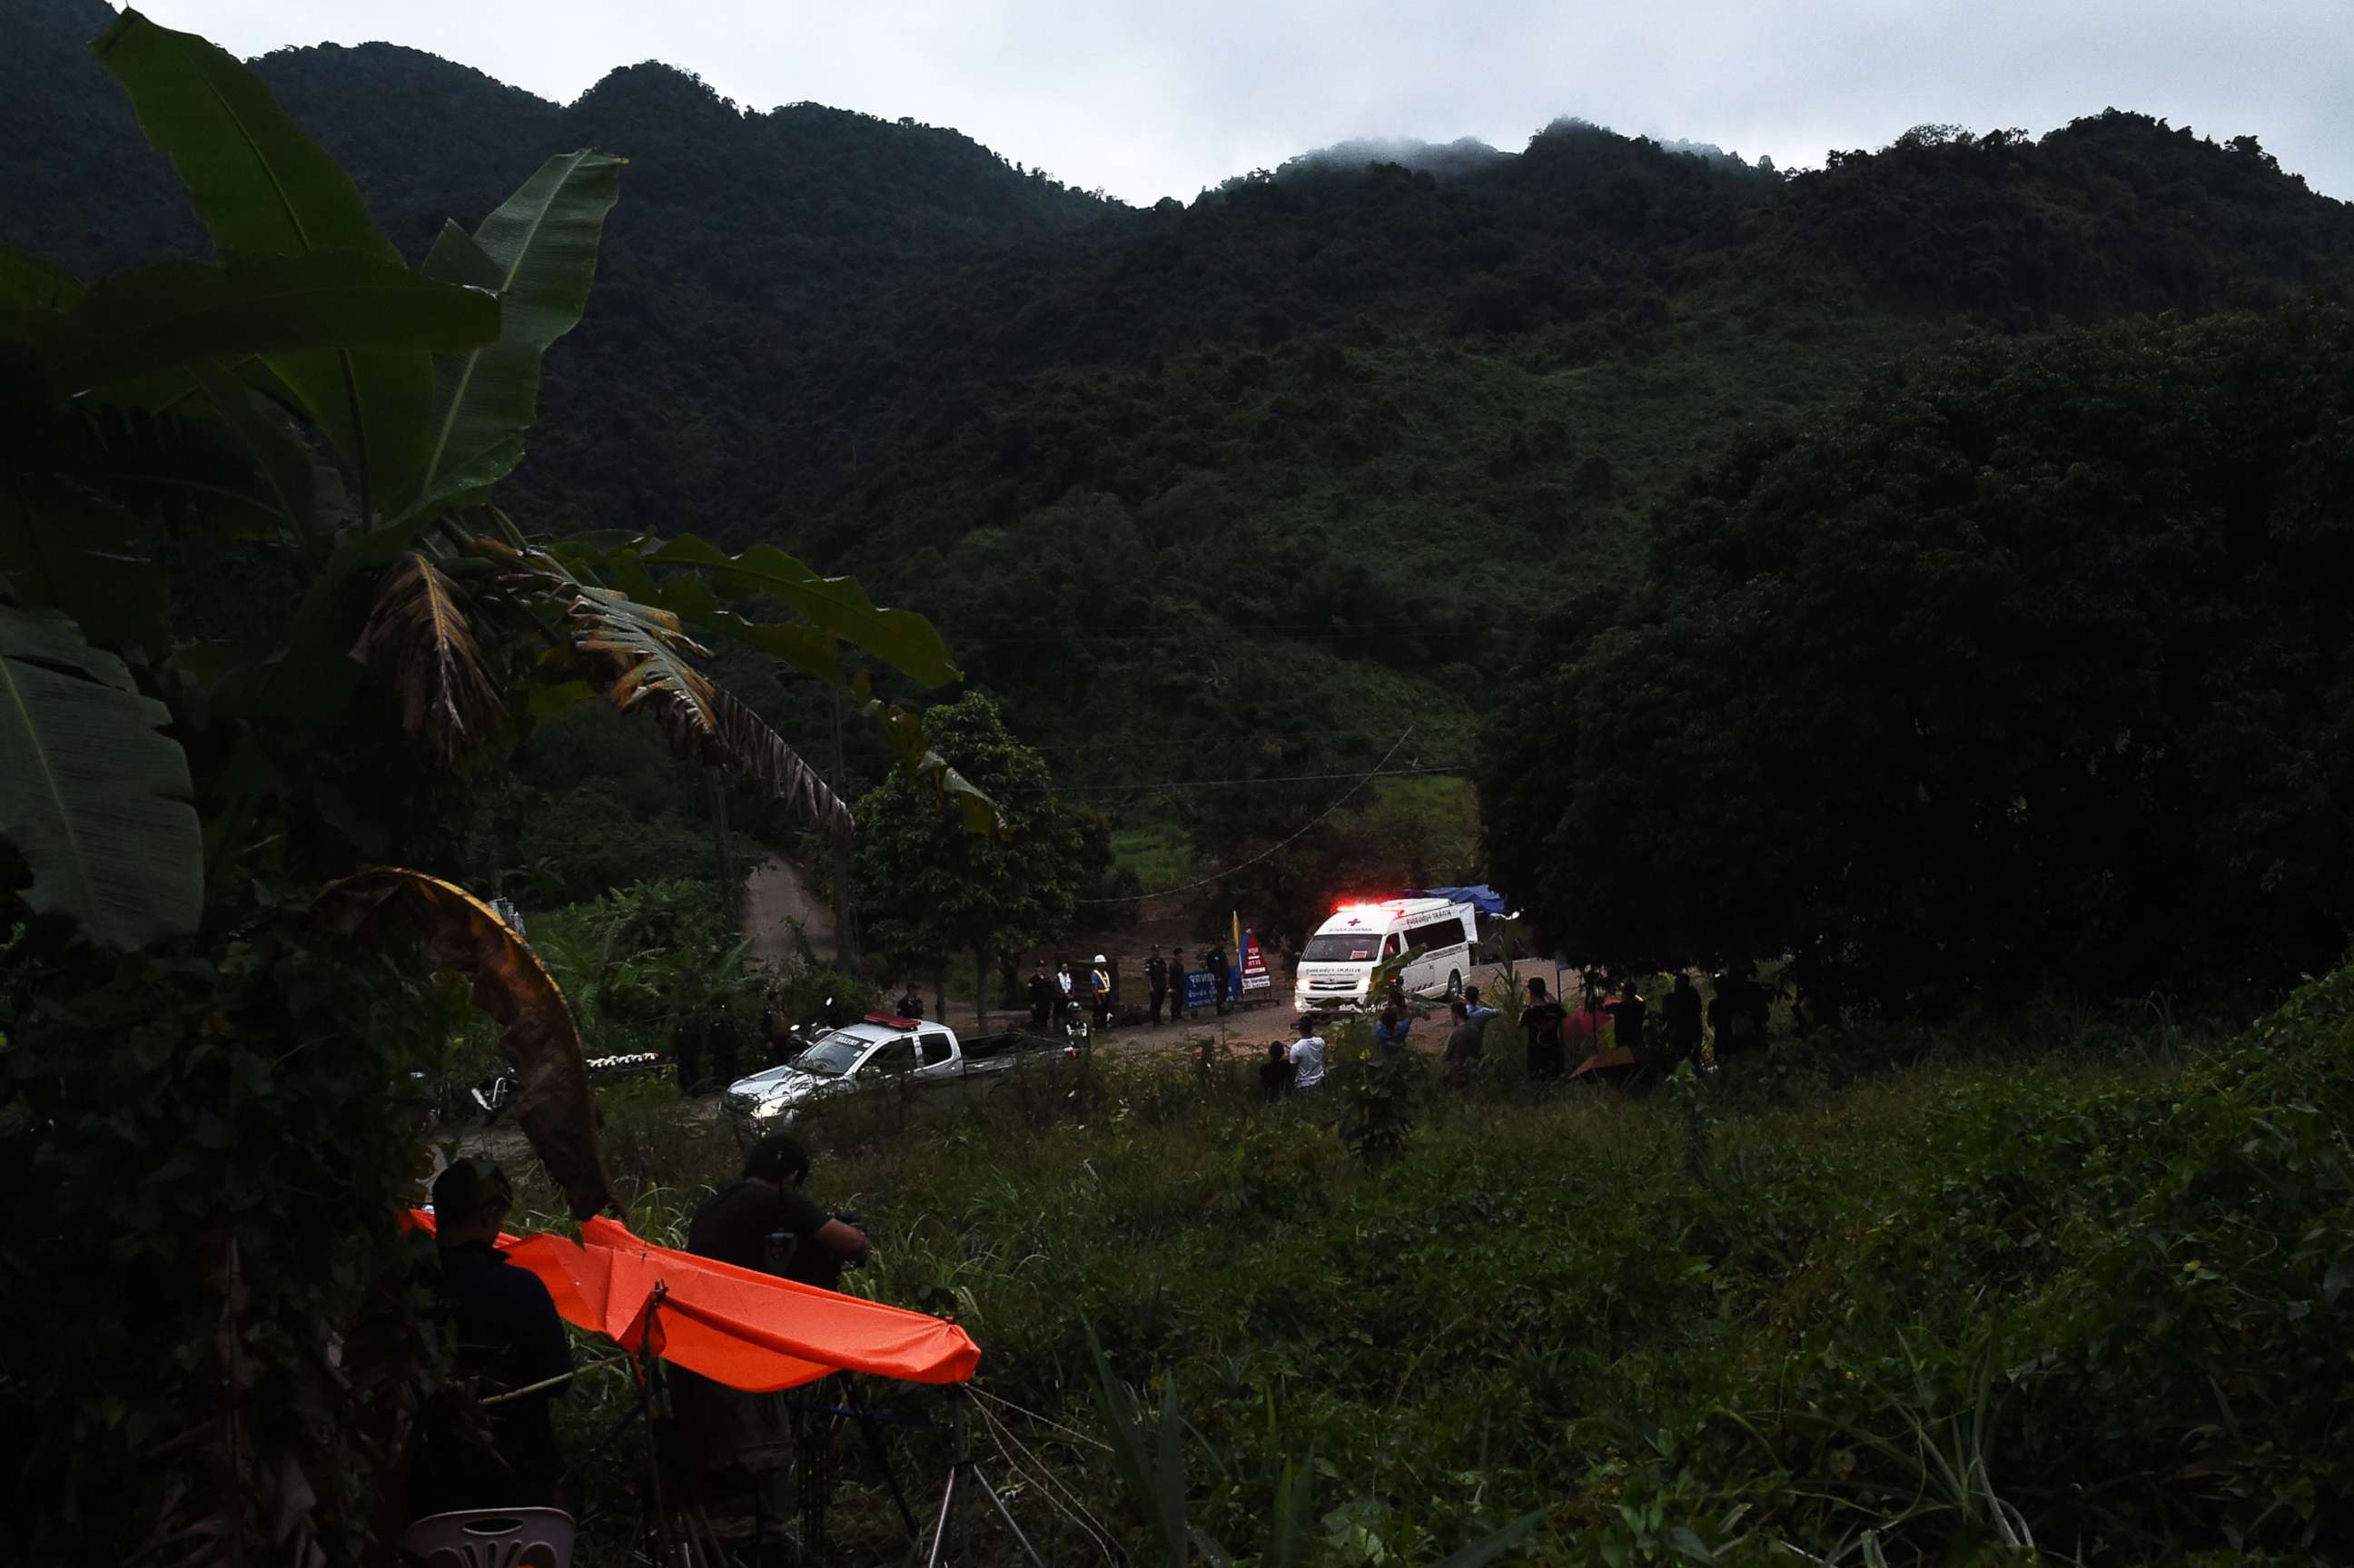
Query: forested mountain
10 0 2352 827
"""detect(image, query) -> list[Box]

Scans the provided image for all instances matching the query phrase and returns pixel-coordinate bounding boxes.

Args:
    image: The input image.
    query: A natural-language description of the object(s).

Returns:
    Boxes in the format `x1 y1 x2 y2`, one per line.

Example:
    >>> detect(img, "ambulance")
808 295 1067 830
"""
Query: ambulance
1291 896 1479 1012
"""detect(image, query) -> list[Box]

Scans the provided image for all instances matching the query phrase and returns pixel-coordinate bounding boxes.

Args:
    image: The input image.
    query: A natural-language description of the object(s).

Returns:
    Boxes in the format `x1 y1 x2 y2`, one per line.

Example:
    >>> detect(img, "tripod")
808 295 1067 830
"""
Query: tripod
918 1401 1046 1568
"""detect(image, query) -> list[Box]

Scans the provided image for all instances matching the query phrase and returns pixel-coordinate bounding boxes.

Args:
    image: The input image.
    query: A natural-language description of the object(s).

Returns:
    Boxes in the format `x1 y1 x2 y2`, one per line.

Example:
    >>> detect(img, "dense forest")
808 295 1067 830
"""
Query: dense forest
14 7 2354 1563
12 0 2351 813
1482 306 2354 1011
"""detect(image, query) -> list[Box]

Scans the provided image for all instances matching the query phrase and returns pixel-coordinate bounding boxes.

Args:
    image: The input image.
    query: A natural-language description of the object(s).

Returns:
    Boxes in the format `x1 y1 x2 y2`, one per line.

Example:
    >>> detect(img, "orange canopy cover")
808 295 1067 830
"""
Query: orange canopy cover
410 1210 980 1392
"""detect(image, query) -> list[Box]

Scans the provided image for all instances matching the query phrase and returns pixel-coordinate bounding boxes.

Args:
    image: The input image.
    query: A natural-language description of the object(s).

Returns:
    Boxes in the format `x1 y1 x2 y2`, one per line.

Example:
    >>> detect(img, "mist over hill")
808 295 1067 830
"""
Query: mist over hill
1274 135 1510 182
8 0 2352 808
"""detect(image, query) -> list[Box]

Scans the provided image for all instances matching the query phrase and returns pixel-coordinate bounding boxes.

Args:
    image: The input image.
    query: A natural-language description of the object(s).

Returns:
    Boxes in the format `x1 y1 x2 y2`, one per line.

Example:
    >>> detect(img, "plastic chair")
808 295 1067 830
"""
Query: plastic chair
400 1507 575 1568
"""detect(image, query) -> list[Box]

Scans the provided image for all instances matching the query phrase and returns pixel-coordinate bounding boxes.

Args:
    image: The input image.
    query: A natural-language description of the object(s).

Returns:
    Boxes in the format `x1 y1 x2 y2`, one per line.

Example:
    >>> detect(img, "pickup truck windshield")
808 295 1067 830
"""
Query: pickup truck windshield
795 1032 869 1078
1301 933 1381 962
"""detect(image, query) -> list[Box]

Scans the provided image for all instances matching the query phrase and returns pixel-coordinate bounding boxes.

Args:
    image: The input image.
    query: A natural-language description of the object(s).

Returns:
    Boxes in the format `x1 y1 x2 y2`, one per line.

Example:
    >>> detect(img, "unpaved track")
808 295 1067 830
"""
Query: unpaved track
742 856 835 971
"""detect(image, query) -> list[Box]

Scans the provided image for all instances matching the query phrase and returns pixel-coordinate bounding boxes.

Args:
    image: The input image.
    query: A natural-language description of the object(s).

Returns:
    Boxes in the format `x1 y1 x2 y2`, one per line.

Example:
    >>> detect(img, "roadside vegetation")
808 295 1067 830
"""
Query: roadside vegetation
522 971 2354 1566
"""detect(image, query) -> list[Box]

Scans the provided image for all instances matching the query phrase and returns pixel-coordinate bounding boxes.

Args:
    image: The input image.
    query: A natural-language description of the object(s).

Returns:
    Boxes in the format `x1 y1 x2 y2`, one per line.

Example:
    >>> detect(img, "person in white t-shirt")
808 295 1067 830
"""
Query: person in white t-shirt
1288 1017 1328 1090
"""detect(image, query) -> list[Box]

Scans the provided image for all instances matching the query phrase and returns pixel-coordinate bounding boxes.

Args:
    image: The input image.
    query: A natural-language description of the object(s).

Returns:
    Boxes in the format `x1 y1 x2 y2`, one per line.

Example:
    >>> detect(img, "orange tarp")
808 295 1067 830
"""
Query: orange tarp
409 1210 980 1393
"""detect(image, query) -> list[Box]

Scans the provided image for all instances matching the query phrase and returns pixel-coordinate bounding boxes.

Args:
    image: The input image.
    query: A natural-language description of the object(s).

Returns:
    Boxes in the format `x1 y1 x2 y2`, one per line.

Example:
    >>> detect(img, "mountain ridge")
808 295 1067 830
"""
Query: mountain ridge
8 0 2352 806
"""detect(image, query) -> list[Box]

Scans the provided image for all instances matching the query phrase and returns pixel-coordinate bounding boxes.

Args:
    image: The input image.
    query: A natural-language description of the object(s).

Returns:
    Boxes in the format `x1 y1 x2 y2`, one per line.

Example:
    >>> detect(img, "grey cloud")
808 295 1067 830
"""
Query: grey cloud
126 0 2354 201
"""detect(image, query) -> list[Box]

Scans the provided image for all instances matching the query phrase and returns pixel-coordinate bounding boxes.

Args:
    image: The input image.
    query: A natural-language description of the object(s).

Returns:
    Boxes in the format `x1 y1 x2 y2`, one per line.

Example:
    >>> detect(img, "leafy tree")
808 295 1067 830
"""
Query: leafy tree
1479 306 2354 1017
853 690 1096 1026
16 8 2353 791
567 877 748 1026
0 13 983 1558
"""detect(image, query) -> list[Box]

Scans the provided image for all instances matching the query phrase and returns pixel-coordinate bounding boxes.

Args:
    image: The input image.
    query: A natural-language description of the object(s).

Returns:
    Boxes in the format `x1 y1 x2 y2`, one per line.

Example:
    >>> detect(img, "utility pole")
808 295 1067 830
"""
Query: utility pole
828 690 857 971
707 764 734 922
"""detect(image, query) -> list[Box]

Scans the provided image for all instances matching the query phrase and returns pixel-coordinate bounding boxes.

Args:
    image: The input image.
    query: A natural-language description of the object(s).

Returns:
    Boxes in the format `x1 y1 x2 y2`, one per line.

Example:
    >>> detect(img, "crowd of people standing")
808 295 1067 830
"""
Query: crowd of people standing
1023 942 1239 1033
1261 964 1778 1094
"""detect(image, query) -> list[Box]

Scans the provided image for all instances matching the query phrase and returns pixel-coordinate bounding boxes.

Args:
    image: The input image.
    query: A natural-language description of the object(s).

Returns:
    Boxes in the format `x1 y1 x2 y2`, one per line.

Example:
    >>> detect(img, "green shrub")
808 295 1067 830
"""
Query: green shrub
513 973 2354 1565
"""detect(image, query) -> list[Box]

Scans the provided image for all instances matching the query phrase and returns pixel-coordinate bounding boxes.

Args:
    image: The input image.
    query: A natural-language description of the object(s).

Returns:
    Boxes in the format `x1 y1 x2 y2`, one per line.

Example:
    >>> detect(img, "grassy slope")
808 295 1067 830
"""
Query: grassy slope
529 968 2354 1564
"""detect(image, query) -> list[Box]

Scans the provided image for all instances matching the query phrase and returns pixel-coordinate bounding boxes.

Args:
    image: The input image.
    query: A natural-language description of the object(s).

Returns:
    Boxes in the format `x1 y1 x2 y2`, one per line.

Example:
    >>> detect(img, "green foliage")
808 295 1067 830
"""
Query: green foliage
0 889 453 1563
35 251 495 398
19 16 2352 790
560 877 746 1025
535 969 2354 1565
1480 306 2354 1013
1332 1029 1421 1161
0 604 199 947
761 961 879 1032
415 148 622 513
514 781 731 906
0 13 984 1556
93 6 460 513
852 689 1100 983
1185 774 1484 951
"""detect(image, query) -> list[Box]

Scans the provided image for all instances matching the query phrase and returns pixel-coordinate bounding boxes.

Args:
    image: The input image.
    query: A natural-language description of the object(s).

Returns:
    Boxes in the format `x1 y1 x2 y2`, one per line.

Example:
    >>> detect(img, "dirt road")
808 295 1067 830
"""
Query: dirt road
741 855 836 971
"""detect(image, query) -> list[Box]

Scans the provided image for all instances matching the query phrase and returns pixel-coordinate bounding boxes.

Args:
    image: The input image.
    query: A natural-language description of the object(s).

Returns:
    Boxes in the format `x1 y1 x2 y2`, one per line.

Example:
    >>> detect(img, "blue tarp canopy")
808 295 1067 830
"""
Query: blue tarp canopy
1411 885 1508 916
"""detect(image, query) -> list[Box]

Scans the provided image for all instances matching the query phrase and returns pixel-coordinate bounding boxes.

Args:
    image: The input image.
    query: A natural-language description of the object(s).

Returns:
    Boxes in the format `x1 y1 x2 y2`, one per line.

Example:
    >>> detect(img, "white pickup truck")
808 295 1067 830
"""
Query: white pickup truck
722 1013 1058 1128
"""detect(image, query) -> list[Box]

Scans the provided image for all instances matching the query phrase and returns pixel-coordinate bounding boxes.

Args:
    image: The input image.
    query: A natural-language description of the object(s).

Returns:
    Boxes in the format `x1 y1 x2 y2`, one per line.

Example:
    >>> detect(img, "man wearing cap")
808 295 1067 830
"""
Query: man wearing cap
1143 945 1167 1026
1028 960 1055 1031
688 1133 869 1290
1090 954 1114 1031
677 1137 872 1485
416 1159 573 1513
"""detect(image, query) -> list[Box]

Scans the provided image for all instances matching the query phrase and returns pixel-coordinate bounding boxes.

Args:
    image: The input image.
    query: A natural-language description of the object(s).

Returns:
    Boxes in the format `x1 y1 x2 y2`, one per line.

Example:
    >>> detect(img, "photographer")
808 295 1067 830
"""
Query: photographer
674 1136 868 1496
687 1134 869 1290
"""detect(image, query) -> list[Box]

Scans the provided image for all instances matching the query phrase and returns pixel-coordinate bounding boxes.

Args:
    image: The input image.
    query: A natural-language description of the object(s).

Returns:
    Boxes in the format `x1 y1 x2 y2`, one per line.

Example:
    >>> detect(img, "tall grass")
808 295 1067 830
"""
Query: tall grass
510 979 2354 1565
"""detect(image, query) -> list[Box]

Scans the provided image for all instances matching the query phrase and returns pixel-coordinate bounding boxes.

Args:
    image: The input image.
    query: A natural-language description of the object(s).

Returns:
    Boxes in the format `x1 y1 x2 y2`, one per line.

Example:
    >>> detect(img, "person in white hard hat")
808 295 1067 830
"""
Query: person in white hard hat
1090 954 1114 1030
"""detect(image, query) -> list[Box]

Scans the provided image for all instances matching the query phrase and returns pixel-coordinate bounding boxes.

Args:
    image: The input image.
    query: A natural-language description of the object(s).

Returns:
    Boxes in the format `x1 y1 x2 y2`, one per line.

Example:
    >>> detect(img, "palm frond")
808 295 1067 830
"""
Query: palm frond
348 549 503 765
710 686 854 840
492 539 856 836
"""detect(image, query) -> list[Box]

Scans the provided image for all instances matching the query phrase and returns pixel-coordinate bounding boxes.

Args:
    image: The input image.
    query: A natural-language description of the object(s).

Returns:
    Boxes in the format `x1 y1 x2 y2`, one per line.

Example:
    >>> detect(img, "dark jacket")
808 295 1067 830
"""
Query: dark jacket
414 1242 572 1513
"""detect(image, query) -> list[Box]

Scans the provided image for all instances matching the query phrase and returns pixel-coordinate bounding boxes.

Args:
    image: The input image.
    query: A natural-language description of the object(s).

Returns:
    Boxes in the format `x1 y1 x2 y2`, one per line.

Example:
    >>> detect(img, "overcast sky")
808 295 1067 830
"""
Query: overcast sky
113 1 2353 202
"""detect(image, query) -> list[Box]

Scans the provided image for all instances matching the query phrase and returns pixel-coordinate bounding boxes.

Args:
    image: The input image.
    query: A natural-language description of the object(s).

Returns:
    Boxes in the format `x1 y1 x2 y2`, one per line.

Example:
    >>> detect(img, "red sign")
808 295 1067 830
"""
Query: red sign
1239 932 1273 993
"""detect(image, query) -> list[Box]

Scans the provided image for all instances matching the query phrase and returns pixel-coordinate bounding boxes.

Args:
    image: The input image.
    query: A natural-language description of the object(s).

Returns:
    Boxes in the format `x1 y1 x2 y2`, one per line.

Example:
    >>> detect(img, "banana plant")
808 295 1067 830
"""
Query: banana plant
0 12 989 1226
0 9 985 962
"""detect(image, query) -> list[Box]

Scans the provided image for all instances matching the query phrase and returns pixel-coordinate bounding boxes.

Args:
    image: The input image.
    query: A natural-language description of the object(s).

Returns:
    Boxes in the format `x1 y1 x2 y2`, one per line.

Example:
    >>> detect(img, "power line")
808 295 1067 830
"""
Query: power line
1075 725 1418 903
963 618 1544 648
1000 763 1468 795
1025 724 1455 751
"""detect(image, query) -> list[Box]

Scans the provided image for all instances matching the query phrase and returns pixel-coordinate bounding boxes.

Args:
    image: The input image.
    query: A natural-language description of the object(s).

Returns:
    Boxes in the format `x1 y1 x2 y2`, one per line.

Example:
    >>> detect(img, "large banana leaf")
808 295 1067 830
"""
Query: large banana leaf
93 10 436 513
710 689 855 841
0 246 81 396
187 361 354 560
26 395 324 548
0 604 200 948
862 686 1004 834
571 587 855 838
529 535 994 832
42 253 496 398
0 477 171 654
640 535 961 688
315 868 618 1220
0 246 84 313
581 545 848 686
483 540 862 833
408 150 624 518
